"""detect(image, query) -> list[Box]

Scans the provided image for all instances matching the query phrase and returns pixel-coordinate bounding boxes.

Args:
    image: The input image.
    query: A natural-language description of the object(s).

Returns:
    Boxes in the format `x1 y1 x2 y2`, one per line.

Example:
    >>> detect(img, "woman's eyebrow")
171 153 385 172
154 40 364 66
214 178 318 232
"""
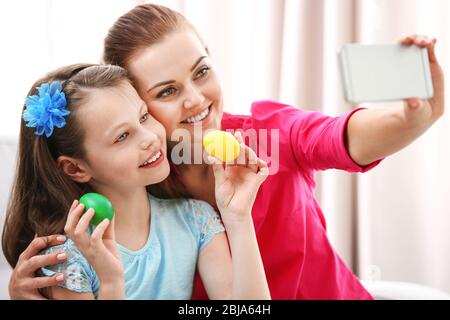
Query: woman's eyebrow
147 80 175 93
146 56 208 93
190 56 207 72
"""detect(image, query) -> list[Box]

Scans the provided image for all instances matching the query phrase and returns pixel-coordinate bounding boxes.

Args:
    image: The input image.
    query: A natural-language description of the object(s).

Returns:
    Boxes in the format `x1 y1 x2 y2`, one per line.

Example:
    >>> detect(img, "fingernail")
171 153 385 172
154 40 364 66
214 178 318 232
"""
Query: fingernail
57 252 67 260
57 235 66 242
55 274 64 281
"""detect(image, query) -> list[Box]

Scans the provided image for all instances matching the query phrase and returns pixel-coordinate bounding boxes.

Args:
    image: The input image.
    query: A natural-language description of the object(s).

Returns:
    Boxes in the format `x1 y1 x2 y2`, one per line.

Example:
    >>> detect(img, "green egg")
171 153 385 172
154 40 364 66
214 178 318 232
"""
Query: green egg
79 193 114 226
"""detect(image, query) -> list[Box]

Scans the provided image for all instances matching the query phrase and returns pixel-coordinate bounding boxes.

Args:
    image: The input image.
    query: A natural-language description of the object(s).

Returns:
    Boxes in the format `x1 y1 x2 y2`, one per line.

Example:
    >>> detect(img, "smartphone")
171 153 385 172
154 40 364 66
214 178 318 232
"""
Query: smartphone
338 43 434 103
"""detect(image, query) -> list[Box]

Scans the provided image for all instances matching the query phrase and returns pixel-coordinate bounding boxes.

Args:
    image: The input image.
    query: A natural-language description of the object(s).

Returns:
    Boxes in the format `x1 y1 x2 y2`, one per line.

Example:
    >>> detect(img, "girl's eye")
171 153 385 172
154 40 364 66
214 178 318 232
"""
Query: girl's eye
157 87 177 98
195 66 210 79
115 132 129 143
140 112 150 123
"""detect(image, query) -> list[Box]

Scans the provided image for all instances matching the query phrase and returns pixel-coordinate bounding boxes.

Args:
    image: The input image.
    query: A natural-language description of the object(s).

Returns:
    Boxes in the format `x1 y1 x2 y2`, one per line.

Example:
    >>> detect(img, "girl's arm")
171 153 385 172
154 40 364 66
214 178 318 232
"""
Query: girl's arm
197 218 270 300
44 281 125 300
201 133 271 299
346 35 445 166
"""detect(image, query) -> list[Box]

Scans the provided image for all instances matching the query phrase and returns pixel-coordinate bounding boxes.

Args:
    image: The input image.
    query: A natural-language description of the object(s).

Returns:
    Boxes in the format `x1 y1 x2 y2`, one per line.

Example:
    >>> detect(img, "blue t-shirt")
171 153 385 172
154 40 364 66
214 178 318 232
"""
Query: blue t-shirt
40 194 225 299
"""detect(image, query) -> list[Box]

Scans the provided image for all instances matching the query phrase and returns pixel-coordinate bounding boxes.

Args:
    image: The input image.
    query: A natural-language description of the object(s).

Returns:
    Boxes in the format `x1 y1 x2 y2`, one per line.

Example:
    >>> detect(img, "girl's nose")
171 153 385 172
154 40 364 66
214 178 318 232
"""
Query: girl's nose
140 130 159 150
183 83 205 109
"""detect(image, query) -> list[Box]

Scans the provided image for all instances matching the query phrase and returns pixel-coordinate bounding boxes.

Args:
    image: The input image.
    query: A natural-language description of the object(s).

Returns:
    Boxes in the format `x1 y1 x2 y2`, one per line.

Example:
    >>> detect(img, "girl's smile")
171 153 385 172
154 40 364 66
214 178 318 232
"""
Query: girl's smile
77 80 171 193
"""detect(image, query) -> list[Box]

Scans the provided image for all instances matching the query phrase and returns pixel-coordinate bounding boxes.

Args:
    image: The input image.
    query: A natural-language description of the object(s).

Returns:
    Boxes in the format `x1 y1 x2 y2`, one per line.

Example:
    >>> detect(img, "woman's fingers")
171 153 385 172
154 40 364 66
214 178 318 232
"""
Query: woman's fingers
20 251 67 276
400 35 438 63
17 234 66 265
26 273 65 290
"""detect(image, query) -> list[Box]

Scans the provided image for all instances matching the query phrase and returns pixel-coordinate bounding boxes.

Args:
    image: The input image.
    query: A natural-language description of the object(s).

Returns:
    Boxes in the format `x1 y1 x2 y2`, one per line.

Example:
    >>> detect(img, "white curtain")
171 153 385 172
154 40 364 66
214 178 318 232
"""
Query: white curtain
1 0 449 296
153 0 450 294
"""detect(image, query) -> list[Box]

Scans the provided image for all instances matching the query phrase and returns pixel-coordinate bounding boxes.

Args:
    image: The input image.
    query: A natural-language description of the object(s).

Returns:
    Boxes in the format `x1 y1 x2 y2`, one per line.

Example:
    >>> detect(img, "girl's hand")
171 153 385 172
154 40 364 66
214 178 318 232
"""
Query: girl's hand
400 35 445 125
64 200 124 285
208 132 269 225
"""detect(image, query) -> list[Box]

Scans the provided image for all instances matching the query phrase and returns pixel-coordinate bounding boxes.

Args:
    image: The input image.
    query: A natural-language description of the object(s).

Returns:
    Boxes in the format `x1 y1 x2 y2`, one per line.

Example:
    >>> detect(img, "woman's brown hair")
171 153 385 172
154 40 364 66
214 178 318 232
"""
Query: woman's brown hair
103 3 197 69
2 64 129 267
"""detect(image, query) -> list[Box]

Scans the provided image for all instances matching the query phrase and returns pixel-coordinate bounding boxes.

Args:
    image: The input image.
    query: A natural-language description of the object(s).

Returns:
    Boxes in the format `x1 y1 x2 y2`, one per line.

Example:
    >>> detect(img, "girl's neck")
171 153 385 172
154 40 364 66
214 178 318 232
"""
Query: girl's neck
92 186 151 250
178 163 217 207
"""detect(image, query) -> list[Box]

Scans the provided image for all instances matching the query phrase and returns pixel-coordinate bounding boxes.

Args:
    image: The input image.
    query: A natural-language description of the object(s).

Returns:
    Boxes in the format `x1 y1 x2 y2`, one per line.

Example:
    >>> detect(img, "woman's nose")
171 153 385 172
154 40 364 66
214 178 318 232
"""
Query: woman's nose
183 83 205 109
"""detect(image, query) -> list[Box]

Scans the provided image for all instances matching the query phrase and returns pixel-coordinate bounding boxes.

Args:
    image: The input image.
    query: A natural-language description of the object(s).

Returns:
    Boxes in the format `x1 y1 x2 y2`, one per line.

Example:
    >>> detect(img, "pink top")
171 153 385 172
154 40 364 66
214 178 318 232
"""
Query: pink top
192 100 380 300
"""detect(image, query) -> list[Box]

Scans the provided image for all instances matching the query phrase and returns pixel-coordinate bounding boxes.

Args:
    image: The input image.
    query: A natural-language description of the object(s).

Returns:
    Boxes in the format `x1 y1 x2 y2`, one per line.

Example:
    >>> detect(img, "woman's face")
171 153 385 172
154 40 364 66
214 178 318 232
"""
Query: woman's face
78 80 170 193
127 29 224 146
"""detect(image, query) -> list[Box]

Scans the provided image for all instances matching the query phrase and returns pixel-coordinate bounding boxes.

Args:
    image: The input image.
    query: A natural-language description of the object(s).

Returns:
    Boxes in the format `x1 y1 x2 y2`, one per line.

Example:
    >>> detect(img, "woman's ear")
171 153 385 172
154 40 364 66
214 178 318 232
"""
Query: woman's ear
56 156 92 183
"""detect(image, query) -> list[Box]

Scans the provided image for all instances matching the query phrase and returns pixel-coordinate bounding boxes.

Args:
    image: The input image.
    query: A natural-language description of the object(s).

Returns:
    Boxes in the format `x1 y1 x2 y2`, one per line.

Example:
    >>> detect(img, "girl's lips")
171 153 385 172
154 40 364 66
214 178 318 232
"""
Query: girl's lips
139 150 165 169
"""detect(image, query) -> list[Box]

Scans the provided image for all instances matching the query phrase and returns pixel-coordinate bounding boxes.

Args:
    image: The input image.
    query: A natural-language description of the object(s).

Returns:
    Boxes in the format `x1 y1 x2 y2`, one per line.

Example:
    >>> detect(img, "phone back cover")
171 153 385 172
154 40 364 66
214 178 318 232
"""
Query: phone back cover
338 43 433 103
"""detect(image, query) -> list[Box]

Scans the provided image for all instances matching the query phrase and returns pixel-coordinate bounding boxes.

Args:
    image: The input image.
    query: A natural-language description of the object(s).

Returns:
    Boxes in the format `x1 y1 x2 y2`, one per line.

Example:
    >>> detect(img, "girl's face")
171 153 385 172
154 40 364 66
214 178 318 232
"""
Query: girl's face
127 29 224 146
78 80 170 193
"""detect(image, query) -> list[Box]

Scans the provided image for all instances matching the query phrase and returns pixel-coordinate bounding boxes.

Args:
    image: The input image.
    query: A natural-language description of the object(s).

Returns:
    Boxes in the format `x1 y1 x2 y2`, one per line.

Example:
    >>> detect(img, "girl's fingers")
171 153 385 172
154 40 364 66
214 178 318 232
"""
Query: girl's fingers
64 202 85 235
91 219 110 245
257 159 270 178
234 131 244 144
209 156 226 186
103 216 116 240
71 208 94 246
234 144 259 172
69 199 78 212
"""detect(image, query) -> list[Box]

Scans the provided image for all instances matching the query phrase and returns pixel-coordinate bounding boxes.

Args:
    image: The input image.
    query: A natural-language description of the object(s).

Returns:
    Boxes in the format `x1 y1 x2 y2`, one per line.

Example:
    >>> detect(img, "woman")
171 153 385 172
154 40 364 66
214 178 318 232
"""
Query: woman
7 4 444 299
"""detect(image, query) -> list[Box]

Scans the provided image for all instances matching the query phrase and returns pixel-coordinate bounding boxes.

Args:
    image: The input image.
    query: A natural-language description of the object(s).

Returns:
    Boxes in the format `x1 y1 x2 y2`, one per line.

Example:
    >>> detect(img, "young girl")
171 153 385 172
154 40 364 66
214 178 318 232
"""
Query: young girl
2 63 270 299
9 4 445 300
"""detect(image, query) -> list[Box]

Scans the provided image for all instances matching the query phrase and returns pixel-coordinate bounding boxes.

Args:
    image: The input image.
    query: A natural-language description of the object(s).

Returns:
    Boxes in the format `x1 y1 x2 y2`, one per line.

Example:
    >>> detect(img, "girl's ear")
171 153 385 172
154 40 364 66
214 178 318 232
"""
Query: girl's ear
56 156 92 183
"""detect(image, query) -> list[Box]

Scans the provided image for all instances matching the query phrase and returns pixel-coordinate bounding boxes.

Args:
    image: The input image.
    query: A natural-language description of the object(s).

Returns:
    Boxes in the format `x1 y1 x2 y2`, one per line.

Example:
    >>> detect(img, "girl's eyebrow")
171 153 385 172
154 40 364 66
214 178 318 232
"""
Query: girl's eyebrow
106 103 147 137
146 56 208 93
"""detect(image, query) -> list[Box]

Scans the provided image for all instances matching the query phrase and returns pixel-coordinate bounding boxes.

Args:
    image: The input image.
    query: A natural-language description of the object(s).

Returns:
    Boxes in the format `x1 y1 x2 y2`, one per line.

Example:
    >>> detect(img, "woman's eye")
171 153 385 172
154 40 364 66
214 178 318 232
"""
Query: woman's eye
115 132 129 143
195 66 210 79
140 113 150 123
157 87 177 98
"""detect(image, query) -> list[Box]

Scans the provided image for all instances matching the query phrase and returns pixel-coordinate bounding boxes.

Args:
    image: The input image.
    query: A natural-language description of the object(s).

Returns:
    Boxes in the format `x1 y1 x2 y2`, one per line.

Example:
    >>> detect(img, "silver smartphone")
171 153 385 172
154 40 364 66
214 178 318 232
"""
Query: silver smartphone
338 43 434 104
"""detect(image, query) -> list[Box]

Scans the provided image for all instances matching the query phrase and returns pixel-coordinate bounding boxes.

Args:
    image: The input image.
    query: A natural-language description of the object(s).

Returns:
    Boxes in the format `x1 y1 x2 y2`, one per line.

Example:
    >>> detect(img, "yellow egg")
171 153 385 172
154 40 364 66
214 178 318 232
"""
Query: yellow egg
203 130 240 162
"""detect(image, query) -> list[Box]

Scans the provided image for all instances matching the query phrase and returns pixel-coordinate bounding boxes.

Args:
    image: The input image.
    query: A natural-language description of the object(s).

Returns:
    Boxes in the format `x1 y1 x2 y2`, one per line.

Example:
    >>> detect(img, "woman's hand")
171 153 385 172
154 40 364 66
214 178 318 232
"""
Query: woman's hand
8 234 67 300
64 200 124 292
400 35 445 125
208 132 268 225
346 35 445 166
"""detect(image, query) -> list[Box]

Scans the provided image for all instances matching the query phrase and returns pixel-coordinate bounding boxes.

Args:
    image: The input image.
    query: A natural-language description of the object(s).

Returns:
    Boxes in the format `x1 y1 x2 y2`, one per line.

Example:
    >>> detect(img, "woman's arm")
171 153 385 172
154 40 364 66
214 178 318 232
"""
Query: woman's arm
346 35 445 166
197 222 270 300
8 234 68 300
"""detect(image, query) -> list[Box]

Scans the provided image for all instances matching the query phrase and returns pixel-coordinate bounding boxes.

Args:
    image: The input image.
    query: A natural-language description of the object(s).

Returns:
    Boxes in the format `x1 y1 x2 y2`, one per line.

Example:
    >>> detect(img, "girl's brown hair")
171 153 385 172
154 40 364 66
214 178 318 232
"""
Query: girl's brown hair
2 64 129 267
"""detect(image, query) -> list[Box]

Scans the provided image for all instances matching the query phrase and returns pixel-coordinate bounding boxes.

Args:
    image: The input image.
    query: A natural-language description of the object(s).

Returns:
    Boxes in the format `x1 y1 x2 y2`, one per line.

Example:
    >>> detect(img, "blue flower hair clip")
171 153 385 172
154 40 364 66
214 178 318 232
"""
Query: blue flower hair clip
22 81 70 138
